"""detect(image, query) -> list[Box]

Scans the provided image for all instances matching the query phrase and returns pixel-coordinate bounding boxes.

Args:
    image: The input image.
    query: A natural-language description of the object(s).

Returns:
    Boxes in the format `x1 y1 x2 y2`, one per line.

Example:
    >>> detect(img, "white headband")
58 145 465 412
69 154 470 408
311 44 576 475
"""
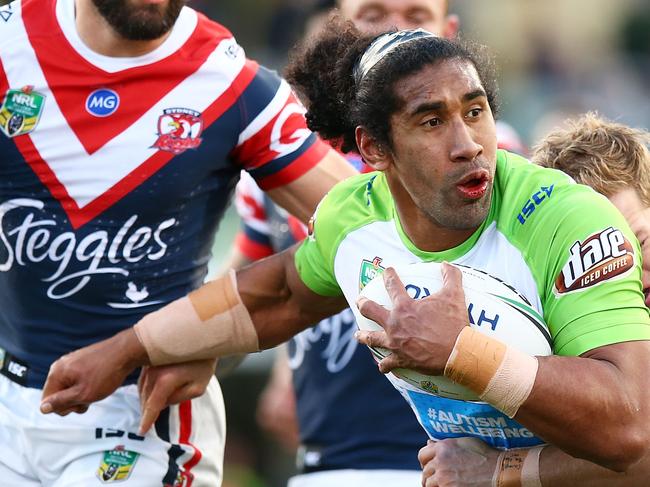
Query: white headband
353 29 436 85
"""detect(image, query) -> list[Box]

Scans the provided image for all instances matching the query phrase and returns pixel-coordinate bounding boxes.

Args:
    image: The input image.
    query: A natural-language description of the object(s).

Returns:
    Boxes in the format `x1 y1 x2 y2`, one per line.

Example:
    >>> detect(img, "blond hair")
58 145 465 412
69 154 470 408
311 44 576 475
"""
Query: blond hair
532 112 650 206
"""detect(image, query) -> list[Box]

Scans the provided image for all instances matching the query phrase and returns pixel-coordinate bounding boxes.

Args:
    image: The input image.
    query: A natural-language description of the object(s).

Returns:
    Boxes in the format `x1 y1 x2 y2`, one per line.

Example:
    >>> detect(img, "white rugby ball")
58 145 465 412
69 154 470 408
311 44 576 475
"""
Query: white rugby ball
357 262 552 401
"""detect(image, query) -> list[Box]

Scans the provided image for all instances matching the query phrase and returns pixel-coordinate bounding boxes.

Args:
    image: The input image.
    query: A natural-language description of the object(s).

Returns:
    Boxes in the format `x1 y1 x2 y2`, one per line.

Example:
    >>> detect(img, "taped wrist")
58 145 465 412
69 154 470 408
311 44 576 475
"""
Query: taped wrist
444 327 538 417
492 446 545 487
134 269 259 365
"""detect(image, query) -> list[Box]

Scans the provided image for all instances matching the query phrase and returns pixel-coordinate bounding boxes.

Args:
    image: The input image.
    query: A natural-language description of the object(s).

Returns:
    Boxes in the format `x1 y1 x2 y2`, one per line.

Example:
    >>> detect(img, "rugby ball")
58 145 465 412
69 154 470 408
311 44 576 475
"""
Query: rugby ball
357 262 552 401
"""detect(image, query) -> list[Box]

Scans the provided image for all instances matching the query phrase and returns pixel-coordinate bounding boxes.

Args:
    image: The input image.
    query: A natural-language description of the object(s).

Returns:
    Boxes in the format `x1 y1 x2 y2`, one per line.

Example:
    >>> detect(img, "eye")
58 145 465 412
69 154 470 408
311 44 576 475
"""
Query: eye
359 8 385 23
407 9 433 25
424 117 442 127
467 108 483 118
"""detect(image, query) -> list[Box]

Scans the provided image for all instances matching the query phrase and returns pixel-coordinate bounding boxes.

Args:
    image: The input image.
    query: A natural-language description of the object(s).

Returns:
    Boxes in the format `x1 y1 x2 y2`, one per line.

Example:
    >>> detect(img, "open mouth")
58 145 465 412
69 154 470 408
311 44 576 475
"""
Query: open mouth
456 170 490 200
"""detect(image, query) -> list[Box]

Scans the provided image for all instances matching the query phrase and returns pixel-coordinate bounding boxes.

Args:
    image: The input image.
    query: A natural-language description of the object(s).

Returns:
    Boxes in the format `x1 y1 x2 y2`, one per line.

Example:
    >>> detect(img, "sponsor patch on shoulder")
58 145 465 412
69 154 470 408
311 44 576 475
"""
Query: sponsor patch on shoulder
555 227 635 295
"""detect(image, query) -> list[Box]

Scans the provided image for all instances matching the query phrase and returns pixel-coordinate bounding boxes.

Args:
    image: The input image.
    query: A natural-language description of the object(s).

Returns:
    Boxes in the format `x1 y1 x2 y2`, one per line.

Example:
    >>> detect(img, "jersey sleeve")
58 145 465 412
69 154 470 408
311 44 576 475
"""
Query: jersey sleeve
294 196 342 297
234 173 274 260
543 190 650 355
504 157 650 356
229 65 330 190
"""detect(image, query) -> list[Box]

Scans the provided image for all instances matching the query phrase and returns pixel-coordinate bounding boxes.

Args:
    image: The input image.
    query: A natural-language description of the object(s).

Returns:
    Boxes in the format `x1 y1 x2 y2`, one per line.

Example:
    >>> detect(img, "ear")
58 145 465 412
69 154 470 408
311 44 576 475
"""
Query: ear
355 126 391 171
443 14 460 39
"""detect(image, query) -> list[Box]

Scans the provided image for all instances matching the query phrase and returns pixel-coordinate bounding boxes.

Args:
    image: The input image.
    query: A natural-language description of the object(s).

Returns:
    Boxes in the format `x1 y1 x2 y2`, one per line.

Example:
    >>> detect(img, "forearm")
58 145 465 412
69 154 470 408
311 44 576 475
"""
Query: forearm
539 446 650 486
266 149 356 223
134 246 345 365
514 345 650 471
237 248 345 348
445 330 650 471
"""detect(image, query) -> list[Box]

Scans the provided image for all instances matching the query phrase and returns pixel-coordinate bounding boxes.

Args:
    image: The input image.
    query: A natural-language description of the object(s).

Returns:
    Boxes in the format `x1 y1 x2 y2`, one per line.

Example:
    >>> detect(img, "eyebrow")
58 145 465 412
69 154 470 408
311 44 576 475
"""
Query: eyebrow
408 88 488 117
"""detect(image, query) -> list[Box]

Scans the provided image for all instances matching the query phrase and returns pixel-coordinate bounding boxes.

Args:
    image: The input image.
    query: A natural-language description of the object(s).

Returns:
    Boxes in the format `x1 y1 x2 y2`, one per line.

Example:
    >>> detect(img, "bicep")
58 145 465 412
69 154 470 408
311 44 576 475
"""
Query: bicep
265 149 356 223
580 340 650 398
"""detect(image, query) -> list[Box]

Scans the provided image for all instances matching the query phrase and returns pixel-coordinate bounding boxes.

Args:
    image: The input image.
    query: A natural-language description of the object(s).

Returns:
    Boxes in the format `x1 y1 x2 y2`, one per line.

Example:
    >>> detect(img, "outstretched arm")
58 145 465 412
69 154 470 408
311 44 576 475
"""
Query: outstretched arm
41 245 346 415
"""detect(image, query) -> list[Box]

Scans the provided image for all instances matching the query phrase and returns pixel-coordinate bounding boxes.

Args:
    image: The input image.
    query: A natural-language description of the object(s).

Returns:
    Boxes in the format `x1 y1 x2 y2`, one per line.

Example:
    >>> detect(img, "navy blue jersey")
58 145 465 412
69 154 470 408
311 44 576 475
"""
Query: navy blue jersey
289 312 427 471
0 0 328 388
236 174 426 471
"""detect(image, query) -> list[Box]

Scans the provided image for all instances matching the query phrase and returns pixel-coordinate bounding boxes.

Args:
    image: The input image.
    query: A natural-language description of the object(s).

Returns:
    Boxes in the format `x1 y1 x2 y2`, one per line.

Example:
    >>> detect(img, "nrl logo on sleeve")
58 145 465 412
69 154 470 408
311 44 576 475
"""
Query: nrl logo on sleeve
97 445 140 483
555 227 635 295
359 256 385 290
0 86 46 138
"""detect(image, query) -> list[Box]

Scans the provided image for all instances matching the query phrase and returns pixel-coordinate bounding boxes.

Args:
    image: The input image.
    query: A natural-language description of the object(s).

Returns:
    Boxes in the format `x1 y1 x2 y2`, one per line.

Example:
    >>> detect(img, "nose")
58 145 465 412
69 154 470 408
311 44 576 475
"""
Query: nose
449 118 483 162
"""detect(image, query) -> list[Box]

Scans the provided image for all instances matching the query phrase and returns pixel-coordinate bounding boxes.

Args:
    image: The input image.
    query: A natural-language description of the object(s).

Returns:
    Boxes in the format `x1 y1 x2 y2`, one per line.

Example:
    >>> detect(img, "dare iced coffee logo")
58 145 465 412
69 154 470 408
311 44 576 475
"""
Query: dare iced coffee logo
555 227 634 294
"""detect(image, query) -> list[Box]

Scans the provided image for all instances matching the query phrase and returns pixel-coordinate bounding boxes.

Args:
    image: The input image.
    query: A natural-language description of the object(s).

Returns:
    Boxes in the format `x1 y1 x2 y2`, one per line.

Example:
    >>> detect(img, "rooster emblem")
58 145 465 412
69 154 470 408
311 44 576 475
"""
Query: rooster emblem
152 108 204 155
125 282 149 304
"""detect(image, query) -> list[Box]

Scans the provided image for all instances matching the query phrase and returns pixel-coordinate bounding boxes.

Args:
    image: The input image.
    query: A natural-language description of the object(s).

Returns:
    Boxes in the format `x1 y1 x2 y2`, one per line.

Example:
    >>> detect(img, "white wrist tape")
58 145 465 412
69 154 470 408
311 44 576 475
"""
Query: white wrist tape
134 269 259 365
491 446 545 487
444 327 538 418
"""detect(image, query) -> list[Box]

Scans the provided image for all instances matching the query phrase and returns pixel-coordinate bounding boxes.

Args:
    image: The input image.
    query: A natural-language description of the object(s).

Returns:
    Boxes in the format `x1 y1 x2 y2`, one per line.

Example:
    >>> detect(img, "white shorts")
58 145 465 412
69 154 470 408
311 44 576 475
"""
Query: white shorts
0 374 225 486
288 469 421 487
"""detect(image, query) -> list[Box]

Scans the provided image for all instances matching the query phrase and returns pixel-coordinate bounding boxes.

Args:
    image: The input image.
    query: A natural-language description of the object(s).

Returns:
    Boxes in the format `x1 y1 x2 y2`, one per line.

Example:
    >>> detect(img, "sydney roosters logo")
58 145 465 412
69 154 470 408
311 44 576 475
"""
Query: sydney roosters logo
555 227 635 294
152 108 203 155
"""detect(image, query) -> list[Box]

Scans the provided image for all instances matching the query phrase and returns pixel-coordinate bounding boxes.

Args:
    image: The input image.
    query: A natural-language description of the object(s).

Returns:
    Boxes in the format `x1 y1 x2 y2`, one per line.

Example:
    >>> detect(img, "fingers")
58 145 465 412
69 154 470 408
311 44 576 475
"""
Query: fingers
421 459 436 487
167 382 206 404
356 297 390 328
418 439 436 467
441 261 463 292
355 330 389 349
137 365 149 398
382 267 409 304
56 405 90 416
377 353 400 374
139 368 155 407
139 382 171 435
40 385 85 415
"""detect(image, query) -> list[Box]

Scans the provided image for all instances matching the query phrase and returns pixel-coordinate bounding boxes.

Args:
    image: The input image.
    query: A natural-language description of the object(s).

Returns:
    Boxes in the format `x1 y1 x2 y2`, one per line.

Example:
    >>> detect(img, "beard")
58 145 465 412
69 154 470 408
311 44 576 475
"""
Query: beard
92 0 185 41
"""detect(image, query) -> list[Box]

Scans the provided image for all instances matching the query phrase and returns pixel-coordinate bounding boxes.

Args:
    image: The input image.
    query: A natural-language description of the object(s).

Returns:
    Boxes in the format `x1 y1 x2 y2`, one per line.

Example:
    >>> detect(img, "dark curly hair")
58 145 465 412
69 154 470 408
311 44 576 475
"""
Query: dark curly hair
285 17 500 153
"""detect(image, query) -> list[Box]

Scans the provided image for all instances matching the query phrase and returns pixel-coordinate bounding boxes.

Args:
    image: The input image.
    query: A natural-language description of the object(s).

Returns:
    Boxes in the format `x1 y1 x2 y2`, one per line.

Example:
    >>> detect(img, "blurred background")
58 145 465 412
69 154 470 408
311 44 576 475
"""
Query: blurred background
193 0 650 485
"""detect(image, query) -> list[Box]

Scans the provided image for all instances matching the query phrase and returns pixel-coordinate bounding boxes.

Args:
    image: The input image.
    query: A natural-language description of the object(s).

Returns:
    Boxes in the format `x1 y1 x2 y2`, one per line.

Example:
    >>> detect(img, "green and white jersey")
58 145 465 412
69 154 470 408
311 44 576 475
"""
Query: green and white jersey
295 150 650 449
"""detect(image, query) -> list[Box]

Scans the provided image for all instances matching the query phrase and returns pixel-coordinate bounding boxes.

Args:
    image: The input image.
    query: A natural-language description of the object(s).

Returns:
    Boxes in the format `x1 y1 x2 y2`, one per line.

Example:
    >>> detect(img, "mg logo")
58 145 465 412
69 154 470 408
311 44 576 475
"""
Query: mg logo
86 88 120 117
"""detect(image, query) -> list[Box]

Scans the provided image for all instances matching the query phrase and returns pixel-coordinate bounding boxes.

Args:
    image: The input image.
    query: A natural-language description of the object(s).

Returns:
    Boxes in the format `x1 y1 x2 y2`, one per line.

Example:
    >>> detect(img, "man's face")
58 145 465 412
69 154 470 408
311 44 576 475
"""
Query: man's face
92 0 185 41
339 0 456 37
608 189 650 304
380 59 497 232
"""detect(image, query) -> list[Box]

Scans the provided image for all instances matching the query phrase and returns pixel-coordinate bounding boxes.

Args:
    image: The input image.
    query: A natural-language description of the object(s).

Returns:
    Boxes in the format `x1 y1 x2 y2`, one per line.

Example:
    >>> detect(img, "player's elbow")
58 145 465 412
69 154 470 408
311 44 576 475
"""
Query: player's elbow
593 427 650 472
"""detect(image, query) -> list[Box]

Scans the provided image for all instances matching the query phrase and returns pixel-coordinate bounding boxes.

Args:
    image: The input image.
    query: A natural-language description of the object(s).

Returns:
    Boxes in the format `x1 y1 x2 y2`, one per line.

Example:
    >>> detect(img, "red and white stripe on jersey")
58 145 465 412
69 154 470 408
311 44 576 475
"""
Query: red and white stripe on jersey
234 173 269 236
1 0 326 228
234 172 309 260
234 172 275 260
231 81 312 170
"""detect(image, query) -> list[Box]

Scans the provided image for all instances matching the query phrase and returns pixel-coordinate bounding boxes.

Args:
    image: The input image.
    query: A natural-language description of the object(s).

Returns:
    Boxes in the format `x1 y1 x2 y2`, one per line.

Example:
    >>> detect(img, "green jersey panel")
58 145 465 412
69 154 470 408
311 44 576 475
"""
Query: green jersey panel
296 150 650 355
496 152 650 356
295 172 392 296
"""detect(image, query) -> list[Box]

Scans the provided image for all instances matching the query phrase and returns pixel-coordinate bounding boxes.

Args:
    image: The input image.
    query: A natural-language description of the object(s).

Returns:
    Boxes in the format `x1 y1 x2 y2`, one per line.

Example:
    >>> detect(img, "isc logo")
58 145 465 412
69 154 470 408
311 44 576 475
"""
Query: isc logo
86 89 120 117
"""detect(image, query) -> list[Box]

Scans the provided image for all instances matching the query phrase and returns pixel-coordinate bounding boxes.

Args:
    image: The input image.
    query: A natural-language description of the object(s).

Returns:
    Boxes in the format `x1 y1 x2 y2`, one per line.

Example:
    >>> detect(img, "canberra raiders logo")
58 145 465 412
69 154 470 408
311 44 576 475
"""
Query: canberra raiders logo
97 445 139 483
0 86 45 138
359 256 385 290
